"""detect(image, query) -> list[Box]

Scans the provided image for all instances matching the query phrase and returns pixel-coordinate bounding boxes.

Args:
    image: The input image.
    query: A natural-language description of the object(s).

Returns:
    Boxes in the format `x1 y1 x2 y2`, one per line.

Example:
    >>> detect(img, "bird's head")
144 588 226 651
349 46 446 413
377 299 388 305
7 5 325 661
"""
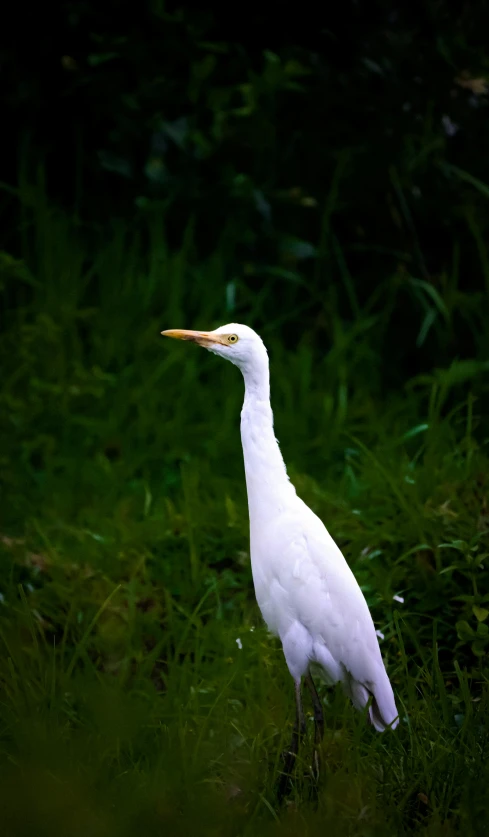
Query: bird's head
161 323 267 373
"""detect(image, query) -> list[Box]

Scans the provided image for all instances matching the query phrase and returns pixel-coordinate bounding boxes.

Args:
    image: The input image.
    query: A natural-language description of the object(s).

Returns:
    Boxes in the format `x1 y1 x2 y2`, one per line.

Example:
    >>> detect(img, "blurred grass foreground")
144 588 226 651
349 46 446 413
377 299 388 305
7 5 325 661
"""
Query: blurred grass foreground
2 3 489 834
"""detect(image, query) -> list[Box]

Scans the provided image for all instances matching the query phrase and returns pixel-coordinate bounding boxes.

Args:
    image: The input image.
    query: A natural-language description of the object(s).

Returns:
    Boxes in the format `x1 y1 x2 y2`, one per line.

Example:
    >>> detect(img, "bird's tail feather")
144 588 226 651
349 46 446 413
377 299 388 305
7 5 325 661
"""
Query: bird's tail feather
346 676 399 732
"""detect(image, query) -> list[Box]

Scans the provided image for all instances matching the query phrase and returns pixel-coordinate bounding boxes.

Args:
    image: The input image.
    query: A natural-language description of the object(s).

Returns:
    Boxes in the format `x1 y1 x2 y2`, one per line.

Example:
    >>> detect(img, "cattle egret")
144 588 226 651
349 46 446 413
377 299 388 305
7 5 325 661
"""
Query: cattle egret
162 323 399 788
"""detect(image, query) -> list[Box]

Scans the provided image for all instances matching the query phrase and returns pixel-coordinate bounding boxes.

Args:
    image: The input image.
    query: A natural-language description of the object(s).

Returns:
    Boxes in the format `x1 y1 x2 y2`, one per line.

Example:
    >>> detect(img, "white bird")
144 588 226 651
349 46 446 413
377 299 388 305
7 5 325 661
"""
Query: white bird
162 323 398 786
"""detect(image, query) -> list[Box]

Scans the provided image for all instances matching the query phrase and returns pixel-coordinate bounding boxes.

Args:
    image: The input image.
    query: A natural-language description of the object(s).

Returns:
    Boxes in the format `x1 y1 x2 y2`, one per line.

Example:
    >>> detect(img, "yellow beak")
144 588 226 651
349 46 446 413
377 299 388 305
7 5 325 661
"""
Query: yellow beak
161 328 221 347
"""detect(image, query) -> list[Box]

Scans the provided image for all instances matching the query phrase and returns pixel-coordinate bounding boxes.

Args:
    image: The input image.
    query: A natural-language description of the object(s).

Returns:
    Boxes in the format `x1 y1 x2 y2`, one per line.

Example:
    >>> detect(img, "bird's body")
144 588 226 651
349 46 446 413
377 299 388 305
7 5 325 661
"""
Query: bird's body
162 322 398 766
238 329 398 731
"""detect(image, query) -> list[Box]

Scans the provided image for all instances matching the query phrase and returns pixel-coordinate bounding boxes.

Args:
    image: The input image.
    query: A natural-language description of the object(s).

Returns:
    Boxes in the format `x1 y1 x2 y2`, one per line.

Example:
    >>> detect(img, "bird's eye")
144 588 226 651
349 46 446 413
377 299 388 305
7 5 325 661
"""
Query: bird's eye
228 334 239 344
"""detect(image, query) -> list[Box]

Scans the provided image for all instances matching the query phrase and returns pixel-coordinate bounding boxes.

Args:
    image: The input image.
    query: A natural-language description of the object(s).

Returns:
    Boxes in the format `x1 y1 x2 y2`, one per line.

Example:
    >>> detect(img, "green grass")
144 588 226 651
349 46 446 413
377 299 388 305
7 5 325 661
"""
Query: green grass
1 202 489 835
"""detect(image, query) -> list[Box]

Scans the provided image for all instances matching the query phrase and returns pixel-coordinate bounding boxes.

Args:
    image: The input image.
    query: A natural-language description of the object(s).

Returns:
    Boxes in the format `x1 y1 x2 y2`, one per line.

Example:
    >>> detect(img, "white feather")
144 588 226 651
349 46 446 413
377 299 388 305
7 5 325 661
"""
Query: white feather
167 322 399 732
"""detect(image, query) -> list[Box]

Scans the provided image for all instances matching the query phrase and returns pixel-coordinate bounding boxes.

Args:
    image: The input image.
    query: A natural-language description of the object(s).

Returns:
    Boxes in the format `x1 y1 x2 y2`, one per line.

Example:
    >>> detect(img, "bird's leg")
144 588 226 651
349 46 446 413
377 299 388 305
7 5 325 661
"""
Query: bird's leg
305 671 324 781
305 672 324 743
277 679 305 800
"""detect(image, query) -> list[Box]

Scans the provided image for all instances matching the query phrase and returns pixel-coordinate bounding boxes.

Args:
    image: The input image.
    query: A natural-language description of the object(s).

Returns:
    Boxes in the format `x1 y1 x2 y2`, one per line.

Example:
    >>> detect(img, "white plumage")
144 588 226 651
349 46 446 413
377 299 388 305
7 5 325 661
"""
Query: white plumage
162 322 398 776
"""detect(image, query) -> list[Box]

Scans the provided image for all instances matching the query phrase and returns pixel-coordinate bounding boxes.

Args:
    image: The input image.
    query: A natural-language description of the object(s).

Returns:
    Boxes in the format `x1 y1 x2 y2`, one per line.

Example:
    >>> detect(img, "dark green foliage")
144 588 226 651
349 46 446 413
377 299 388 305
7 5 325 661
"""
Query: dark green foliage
3 3 489 378
1 200 488 834
1 3 489 832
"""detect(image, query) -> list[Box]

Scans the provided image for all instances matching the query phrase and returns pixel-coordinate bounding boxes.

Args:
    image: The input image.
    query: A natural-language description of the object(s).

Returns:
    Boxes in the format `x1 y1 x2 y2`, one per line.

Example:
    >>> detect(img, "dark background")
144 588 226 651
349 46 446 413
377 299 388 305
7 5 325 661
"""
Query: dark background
3 1 489 386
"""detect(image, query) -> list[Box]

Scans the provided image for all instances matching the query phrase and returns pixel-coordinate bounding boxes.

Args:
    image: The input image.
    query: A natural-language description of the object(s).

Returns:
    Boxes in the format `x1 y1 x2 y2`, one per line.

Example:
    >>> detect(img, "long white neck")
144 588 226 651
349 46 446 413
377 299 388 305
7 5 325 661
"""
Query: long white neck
239 351 296 526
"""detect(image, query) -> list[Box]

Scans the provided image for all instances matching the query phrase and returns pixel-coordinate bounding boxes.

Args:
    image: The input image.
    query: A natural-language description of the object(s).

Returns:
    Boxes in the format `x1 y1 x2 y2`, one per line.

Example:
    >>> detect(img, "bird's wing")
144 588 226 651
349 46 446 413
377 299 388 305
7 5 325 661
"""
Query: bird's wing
251 500 399 730
269 502 386 686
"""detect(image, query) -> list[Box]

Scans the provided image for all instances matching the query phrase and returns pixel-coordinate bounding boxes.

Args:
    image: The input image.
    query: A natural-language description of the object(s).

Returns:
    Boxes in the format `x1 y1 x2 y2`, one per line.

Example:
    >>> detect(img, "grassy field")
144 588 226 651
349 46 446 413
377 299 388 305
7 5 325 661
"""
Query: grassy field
1 200 488 836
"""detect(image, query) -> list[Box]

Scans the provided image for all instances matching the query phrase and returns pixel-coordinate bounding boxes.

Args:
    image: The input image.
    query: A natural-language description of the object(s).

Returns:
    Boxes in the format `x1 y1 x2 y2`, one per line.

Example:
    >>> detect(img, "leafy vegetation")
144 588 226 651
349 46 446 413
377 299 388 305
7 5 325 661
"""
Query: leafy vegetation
4 3 489 376
1 3 489 833
1 194 488 835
